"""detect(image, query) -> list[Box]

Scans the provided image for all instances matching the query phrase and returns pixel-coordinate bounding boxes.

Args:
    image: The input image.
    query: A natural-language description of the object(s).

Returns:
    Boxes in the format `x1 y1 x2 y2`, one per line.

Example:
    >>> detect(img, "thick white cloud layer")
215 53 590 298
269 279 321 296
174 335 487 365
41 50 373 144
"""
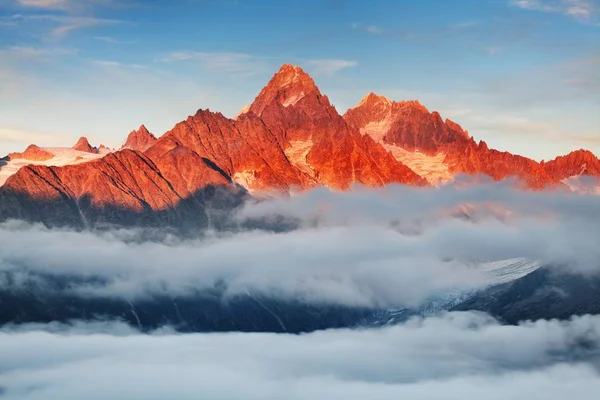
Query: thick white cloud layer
0 183 599 398
1 182 599 308
0 220 492 307
239 182 600 270
0 312 599 399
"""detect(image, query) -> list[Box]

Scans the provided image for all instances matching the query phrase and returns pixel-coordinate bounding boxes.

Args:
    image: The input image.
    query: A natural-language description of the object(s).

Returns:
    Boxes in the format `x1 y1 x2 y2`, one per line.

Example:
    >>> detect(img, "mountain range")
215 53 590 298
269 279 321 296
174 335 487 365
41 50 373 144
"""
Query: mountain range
1 64 599 229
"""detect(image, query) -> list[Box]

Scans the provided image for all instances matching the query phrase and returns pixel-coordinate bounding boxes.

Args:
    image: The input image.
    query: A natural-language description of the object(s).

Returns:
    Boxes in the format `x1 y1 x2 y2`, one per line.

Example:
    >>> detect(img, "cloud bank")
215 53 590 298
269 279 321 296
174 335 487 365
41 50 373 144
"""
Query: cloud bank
1 182 599 311
0 312 598 399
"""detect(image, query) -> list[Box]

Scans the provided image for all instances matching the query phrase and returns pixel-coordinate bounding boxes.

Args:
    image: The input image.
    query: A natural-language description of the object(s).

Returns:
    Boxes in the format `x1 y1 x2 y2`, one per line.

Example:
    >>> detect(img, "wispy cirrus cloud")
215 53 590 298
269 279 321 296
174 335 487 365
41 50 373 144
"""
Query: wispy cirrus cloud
45 15 124 37
159 52 357 78
159 51 267 77
0 45 74 59
15 0 136 11
2 13 125 37
93 35 135 44
303 59 357 76
450 20 478 29
5 0 133 38
364 25 381 34
16 0 70 9
511 0 599 24
90 59 147 69
352 22 382 34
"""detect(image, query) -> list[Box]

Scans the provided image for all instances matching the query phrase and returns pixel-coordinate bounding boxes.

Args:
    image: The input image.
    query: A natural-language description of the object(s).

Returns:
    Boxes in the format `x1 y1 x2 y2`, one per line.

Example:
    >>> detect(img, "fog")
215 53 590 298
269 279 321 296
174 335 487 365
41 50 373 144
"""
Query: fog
0 312 598 399
1 182 599 309
1 182 600 398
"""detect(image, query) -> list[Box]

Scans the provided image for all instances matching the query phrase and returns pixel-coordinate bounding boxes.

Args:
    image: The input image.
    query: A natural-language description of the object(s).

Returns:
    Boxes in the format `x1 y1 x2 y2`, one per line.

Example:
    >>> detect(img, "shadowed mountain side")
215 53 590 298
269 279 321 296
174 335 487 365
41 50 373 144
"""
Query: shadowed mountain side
0 156 8 168
452 268 600 323
0 184 248 231
0 275 373 333
2 265 599 333
0 149 249 231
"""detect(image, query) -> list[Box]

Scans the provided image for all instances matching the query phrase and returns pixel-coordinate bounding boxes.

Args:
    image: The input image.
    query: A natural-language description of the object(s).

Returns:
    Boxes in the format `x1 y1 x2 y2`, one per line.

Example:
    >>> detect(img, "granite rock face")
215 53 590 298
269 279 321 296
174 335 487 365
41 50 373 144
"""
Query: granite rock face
343 92 599 189
72 137 98 154
121 125 158 152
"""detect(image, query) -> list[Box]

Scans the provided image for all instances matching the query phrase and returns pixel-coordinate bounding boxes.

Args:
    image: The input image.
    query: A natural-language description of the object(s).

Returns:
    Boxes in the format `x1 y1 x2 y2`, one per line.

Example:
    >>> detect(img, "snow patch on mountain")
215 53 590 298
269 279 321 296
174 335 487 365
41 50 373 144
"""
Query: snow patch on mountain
366 258 542 327
282 91 305 107
360 114 393 142
383 144 453 185
235 104 251 119
285 139 315 178
0 147 108 187
477 257 542 285
233 170 257 191
279 65 303 87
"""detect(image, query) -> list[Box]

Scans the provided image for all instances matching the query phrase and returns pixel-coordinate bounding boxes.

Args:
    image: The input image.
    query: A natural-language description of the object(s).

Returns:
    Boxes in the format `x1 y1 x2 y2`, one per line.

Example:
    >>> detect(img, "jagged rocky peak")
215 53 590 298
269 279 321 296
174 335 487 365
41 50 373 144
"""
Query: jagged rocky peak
248 64 321 116
72 137 98 154
396 99 430 113
351 92 429 113
344 94 432 133
543 148 600 180
562 149 597 160
122 124 158 152
358 92 391 106
8 144 54 161
235 104 251 119
273 64 318 91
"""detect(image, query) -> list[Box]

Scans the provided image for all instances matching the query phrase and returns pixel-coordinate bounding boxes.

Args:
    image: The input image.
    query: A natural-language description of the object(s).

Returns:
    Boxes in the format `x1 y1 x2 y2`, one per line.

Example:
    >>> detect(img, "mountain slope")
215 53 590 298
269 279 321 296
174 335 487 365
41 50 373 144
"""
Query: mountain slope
543 149 600 181
146 109 312 193
1 63 599 228
8 145 54 162
0 149 244 228
452 267 600 323
72 136 98 154
121 125 158 152
343 92 596 188
246 65 426 190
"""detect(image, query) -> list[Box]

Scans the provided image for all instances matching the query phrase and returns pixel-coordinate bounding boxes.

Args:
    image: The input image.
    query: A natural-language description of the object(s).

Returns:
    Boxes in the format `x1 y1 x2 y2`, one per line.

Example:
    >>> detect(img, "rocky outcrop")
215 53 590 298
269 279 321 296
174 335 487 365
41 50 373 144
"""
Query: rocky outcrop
344 93 471 153
443 140 554 189
121 125 157 152
344 92 563 189
245 64 426 190
0 149 244 229
144 65 425 193
7 145 54 161
72 137 98 154
147 109 312 193
542 149 600 181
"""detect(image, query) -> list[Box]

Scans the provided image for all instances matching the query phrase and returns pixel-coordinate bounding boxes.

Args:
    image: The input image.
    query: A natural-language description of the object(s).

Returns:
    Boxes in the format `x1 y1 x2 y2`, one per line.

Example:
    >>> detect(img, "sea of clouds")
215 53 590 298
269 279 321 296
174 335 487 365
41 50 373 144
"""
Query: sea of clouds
1 181 599 308
1 181 600 398
0 312 599 399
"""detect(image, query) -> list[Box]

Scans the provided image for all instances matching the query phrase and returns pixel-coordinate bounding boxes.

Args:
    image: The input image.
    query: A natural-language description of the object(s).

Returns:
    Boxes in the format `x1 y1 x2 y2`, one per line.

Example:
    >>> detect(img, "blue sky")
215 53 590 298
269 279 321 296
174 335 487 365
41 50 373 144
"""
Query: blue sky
0 0 598 160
